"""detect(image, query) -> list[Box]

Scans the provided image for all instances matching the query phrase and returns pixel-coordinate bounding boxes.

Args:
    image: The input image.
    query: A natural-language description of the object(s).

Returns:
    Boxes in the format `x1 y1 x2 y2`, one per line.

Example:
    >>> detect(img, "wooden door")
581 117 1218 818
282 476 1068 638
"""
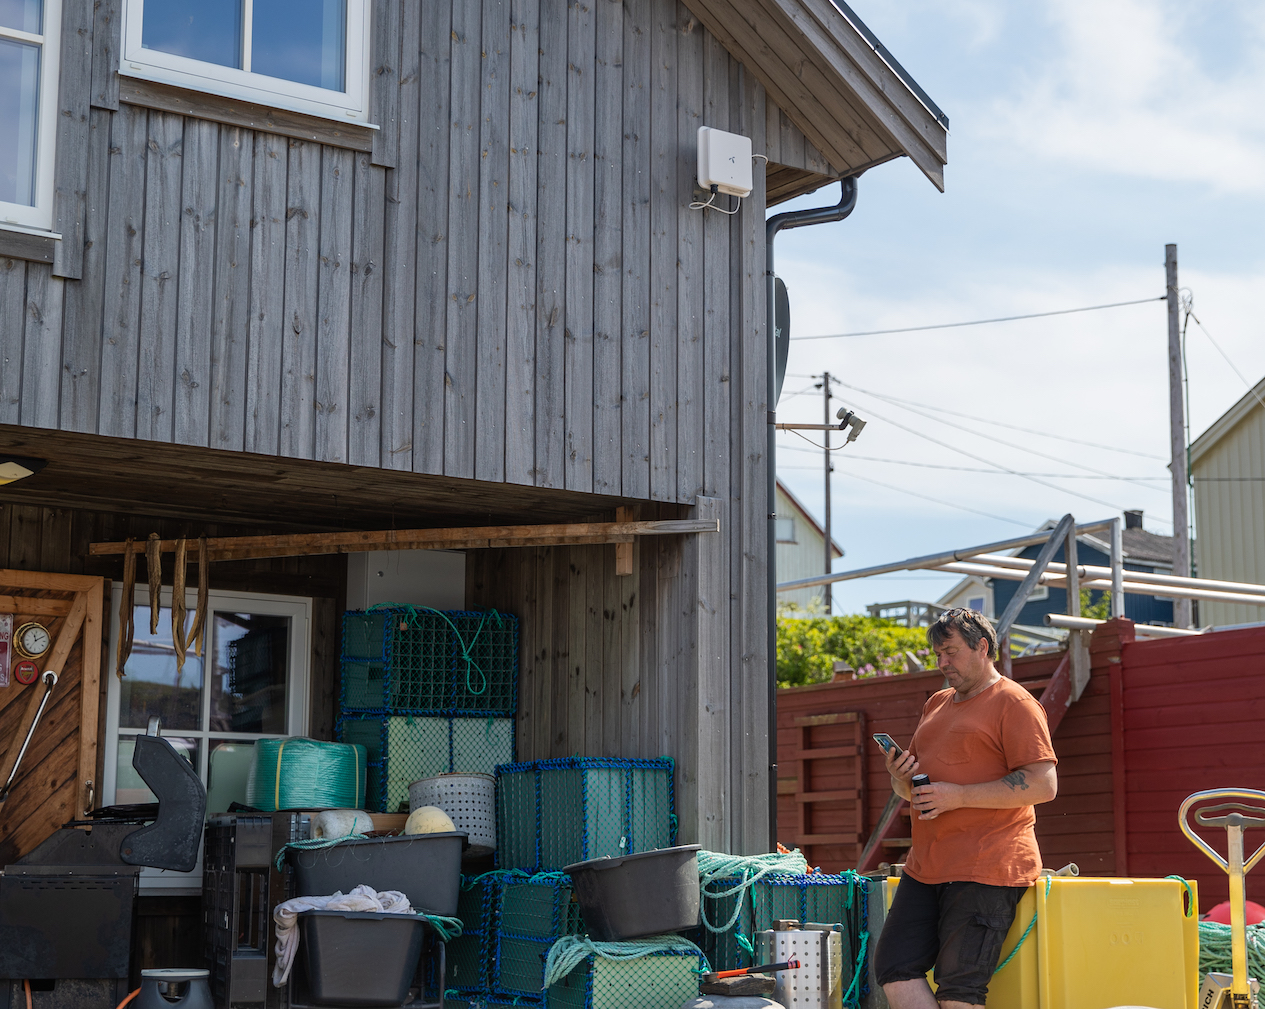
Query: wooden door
0 570 105 863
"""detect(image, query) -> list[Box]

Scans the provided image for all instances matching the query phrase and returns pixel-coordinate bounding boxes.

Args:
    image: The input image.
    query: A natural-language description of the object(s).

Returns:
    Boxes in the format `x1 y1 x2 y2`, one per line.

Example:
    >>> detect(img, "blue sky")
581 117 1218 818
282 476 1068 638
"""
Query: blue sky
772 0 1265 614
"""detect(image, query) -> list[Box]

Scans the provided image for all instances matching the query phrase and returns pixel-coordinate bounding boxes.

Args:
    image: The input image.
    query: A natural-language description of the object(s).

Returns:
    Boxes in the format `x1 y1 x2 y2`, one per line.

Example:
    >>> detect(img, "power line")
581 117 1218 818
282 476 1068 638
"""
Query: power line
775 449 1165 479
1186 309 1265 414
835 383 1169 496
791 296 1165 341
830 469 1033 527
827 383 1168 461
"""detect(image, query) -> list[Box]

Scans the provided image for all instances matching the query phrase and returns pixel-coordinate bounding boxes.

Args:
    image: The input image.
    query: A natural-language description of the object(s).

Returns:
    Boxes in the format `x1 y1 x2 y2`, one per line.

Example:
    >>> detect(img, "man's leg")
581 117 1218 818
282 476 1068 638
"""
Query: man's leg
874 875 941 1009
929 881 1027 1008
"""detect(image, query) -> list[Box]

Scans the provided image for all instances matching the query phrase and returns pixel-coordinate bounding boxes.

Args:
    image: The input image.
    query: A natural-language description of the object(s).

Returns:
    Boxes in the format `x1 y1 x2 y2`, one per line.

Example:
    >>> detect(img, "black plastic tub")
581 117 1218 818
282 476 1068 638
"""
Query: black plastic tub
289 832 467 914
297 910 425 1007
563 844 702 941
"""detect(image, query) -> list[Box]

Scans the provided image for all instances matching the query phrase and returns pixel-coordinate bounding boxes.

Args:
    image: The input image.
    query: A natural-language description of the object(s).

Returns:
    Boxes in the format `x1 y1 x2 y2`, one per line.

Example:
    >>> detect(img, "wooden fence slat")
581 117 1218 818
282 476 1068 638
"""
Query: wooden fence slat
136 111 183 444
348 154 385 467
370 0 403 168
503 0 541 487
314 146 355 464
99 106 147 439
0 259 26 426
648 0 678 502
244 132 289 455
563 0 597 494
443 0 484 481
173 117 219 448
620 0 651 499
533 0 568 490
210 126 254 452
279 140 321 459
407 0 443 472
474 0 511 484
19 265 65 430
90 0 120 110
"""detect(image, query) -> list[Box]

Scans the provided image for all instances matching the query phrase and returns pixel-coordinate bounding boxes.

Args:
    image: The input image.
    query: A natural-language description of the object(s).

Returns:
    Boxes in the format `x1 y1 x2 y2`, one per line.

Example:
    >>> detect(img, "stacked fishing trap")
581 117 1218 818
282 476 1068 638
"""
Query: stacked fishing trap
337 606 519 813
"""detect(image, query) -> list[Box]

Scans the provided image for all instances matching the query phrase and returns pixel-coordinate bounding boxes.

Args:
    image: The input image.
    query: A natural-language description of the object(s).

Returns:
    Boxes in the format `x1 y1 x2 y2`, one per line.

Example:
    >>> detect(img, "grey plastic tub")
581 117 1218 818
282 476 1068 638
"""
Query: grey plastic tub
297 910 425 1007
563 844 702 941
288 831 466 915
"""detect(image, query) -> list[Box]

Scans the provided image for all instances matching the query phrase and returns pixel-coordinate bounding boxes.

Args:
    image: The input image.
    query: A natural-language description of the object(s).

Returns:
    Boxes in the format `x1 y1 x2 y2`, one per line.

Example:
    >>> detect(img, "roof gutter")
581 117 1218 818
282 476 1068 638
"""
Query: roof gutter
765 176 858 850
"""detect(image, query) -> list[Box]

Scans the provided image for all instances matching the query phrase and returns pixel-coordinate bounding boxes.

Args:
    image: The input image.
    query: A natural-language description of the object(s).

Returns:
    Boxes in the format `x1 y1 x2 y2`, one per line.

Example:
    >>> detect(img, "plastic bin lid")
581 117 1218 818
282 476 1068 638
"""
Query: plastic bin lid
564 843 701 873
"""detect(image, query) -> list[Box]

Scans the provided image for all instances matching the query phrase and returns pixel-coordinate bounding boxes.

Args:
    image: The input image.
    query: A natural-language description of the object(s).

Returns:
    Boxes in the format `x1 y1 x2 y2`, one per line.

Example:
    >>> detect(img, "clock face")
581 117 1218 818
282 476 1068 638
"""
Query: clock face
17 622 51 659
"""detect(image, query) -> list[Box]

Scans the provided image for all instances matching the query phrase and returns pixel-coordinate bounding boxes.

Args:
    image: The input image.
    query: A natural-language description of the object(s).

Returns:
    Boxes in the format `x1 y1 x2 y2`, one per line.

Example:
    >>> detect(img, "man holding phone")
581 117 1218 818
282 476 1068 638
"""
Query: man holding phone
873 608 1057 1009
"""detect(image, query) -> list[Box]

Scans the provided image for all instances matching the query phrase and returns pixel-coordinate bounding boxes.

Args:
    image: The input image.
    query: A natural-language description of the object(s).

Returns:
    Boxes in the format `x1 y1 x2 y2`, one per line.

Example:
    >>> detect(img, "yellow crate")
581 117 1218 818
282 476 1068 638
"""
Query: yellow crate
882 875 1198 1009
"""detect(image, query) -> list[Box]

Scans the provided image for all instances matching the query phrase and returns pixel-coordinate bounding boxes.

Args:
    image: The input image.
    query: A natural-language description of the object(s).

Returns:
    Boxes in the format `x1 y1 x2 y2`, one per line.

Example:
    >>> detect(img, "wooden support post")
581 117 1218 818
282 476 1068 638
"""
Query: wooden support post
77 578 105 817
1065 526 1090 702
615 507 634 577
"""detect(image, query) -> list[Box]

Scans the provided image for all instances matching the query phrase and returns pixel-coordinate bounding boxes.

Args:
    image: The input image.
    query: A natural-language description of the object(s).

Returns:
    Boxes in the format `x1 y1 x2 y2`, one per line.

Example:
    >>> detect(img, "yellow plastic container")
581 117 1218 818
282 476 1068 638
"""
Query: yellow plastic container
1036 876 1199 1009
882 875 1199 1009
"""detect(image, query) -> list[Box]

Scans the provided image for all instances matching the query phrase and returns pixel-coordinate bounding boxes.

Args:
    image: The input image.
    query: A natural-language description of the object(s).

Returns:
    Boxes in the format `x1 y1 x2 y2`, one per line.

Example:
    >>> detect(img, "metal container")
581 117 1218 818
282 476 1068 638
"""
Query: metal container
408 773 496 857
755 927 843 1009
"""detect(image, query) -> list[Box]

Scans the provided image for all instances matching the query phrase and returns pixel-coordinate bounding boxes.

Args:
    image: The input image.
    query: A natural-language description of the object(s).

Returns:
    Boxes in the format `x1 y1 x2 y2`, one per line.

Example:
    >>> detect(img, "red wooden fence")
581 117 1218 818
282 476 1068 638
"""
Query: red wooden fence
776 619 1265 911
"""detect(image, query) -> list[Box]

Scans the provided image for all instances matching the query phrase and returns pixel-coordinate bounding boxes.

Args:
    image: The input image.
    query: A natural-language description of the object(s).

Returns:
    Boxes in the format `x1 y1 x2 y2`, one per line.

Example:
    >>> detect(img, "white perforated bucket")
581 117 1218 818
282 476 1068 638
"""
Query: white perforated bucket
408 773 496 857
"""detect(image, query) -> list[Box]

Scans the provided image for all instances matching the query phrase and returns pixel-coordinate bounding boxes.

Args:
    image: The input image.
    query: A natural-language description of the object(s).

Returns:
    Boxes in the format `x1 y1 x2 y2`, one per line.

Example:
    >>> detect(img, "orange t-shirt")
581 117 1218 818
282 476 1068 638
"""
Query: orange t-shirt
903 676 1057 887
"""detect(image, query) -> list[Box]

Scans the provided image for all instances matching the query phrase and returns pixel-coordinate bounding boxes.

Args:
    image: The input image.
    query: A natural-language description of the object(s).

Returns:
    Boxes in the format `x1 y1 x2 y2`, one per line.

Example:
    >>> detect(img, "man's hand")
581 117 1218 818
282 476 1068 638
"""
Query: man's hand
911 780 964 820
884 745 920 800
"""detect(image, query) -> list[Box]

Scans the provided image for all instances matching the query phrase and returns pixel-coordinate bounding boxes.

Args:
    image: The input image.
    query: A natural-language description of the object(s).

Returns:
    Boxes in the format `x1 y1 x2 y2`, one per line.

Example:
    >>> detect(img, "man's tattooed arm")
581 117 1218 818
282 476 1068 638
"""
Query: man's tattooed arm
1002 769 1029 791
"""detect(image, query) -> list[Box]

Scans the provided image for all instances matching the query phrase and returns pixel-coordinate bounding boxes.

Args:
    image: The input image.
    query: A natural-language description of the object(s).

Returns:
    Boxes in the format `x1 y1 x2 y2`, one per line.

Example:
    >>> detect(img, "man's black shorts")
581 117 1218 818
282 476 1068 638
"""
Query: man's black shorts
873 873 1026 1006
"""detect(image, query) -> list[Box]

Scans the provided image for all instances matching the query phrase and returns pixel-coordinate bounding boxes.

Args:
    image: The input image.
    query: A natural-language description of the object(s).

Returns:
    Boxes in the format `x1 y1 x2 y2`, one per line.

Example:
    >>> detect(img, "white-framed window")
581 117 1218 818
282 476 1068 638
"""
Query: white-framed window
120 0 371 124
103 584 311 892
0 0 62 231
1029 584 1050 602
968 596 986 614
775 517 796 543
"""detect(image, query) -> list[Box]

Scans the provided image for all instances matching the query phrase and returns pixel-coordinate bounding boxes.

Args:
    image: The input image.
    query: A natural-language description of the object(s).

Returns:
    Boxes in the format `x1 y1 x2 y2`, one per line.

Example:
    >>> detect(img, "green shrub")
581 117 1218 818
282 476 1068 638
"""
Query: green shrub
776 608 936 688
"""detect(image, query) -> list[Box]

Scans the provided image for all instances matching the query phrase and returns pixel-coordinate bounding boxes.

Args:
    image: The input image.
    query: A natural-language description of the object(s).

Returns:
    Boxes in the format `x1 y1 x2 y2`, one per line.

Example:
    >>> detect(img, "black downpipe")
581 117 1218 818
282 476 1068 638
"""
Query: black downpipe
765 177 859 850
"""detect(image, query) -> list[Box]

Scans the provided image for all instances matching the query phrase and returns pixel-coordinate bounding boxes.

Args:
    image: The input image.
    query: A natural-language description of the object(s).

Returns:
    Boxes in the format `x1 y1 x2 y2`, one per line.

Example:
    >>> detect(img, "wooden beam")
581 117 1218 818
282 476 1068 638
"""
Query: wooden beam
89 519 720 562
0 595 74 616
615 507 634 577
0 569 103 593
77 579 105 817
1038 651 1072 735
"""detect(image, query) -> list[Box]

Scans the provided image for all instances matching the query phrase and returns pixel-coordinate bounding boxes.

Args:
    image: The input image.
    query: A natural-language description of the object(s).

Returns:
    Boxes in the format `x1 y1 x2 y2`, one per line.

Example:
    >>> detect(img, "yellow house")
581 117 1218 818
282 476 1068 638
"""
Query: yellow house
1190 376 1265 627
775 480 844 612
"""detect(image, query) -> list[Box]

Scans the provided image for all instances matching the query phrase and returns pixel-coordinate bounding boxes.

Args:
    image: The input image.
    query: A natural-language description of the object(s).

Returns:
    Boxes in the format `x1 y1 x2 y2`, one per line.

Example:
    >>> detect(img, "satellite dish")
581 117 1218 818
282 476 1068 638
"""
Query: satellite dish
774 276 790 405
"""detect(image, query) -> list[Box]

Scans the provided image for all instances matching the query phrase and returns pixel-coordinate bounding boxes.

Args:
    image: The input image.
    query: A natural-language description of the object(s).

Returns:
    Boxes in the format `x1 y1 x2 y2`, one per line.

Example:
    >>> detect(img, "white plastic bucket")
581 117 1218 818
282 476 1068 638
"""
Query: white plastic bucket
408 773 496 857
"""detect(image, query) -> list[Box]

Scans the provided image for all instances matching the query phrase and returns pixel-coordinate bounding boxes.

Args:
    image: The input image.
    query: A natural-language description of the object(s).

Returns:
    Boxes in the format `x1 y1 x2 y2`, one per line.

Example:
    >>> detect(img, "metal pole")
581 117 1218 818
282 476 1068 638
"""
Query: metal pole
1167 244 1193 628
1110 516 1125 618
822 371 832 614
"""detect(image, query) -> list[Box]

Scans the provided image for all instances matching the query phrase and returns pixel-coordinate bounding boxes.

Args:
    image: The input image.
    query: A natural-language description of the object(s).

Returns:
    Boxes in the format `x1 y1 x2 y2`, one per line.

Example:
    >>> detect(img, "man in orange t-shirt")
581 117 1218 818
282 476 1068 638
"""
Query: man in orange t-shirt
873 608 1057 1009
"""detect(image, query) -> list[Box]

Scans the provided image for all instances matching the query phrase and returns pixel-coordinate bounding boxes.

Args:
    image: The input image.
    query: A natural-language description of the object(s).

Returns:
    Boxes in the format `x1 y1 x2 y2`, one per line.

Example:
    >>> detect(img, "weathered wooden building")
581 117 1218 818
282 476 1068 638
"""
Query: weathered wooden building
0 0 947 901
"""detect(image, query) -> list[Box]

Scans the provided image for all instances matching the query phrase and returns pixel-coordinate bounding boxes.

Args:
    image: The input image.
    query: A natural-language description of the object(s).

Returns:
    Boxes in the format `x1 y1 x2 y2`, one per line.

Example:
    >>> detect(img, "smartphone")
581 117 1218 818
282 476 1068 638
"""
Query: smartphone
873 733 902 757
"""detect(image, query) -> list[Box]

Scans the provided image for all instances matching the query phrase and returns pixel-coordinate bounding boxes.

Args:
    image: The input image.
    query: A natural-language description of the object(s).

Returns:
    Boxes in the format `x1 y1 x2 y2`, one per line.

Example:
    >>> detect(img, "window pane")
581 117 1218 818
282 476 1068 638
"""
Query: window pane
116 735 199 803
142 0 242 69
207 739 256 814
119 606 205 731
252 0 345 91
210 612 290 733
0 0 41 33
0 38 38 207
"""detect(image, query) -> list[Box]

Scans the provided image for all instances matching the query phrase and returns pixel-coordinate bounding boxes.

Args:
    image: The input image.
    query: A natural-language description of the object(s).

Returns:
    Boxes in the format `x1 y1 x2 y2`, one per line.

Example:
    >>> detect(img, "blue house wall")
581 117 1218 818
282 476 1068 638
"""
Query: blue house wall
992 541 1175 627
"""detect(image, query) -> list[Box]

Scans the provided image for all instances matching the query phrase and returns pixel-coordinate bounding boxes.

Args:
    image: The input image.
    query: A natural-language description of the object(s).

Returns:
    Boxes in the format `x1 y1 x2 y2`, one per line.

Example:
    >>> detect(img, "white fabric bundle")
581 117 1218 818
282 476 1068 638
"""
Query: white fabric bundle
272 884 412 987
311 808 375 839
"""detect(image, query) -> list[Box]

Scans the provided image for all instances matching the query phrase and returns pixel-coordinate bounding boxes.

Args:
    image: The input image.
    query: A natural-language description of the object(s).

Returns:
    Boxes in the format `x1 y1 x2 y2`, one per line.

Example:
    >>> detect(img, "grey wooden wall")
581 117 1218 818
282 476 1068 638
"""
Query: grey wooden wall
1 0 824 509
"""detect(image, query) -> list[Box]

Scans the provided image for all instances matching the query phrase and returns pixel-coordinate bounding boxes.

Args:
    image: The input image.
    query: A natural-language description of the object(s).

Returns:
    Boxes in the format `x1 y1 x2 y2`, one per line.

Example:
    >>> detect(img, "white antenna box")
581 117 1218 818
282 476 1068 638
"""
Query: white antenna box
697 126 753 198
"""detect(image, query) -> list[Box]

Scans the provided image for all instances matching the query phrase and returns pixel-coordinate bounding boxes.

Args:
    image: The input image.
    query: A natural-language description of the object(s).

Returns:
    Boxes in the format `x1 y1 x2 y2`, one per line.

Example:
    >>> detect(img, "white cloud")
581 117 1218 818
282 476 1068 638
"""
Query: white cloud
990 0 1265 192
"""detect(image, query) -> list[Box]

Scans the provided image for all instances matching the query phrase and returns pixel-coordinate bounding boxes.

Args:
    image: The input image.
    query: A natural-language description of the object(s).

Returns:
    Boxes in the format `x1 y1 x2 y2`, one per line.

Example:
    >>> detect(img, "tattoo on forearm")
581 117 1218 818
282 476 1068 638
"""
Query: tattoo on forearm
1002 770 1029 791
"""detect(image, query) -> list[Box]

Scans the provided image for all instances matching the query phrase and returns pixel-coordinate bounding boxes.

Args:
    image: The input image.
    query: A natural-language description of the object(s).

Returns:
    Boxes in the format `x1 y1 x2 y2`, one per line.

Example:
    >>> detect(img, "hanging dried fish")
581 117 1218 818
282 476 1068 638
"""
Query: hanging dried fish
187 534 209 658
116 538 137 678
147 533 162 634
172 538 188 674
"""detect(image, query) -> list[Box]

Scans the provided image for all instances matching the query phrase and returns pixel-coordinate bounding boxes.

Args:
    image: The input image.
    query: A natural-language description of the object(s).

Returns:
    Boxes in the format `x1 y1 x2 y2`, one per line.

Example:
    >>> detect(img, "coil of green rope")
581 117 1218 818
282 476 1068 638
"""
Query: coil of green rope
1198 920 1265 982
418 912 464 941
542 934 708 989
697 849 809 933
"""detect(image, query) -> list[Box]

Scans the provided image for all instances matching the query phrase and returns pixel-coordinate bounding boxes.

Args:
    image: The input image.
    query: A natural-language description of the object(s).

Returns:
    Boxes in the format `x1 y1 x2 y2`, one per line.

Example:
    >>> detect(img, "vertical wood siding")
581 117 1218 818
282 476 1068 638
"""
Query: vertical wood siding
2 0 822 510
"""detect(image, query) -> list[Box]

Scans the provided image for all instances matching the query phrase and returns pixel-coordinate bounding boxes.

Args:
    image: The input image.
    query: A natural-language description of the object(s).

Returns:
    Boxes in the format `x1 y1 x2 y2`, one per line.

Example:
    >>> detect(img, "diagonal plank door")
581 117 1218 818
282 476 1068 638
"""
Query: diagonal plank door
0 569 105 863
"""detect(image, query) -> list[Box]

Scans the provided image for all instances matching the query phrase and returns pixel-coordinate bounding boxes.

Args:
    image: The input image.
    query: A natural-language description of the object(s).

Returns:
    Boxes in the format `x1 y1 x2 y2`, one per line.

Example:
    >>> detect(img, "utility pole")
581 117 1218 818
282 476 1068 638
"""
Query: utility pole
1167 244 1193 628
821 371 833 614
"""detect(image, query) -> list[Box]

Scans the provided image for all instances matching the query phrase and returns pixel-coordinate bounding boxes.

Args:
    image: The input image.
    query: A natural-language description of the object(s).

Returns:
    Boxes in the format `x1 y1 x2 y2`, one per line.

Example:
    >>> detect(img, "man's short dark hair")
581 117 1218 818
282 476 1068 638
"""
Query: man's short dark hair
928 608 998 660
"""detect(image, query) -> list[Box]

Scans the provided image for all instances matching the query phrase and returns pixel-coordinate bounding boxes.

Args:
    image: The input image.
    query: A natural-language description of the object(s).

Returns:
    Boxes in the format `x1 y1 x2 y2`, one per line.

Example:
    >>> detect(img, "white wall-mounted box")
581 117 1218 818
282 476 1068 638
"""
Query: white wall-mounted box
697 126 754 198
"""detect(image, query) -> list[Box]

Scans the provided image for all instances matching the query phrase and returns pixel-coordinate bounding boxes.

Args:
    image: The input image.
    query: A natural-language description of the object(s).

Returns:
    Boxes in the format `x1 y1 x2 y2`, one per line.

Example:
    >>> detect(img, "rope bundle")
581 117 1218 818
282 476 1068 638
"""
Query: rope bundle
697 849 809 932
247 737 366 812
543 934 709 989
1198 921 1265 982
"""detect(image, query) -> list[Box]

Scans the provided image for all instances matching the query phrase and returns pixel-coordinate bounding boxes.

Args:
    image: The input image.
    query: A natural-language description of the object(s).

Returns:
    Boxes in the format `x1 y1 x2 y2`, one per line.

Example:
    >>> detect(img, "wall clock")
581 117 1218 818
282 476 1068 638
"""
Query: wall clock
14 621 51 661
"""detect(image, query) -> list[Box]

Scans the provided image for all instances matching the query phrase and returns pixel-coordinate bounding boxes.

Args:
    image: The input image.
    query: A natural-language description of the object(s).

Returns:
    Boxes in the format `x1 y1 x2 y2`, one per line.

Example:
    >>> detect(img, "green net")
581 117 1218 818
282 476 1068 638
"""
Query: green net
494 875 586 996
244 737 366 811
448 875 503 995
496 758 676 872
338 714 515 812
546 944 705 1009
340 608 519 717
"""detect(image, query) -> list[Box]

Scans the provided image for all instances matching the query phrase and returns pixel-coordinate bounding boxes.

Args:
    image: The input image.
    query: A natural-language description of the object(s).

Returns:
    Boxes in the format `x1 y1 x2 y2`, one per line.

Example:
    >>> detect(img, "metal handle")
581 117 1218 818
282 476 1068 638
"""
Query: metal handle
1179 787 1265 875
0 670 59 802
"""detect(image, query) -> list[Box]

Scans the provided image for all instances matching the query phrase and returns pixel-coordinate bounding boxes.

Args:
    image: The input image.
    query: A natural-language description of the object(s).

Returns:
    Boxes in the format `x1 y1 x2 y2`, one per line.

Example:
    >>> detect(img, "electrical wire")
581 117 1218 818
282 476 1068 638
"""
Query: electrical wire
828 468 1033 527
834 383 1169 496
791 295 1165 341
809 383 1168 461
1184 301 1265 414
689 191 742 215
775 448 1166 479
